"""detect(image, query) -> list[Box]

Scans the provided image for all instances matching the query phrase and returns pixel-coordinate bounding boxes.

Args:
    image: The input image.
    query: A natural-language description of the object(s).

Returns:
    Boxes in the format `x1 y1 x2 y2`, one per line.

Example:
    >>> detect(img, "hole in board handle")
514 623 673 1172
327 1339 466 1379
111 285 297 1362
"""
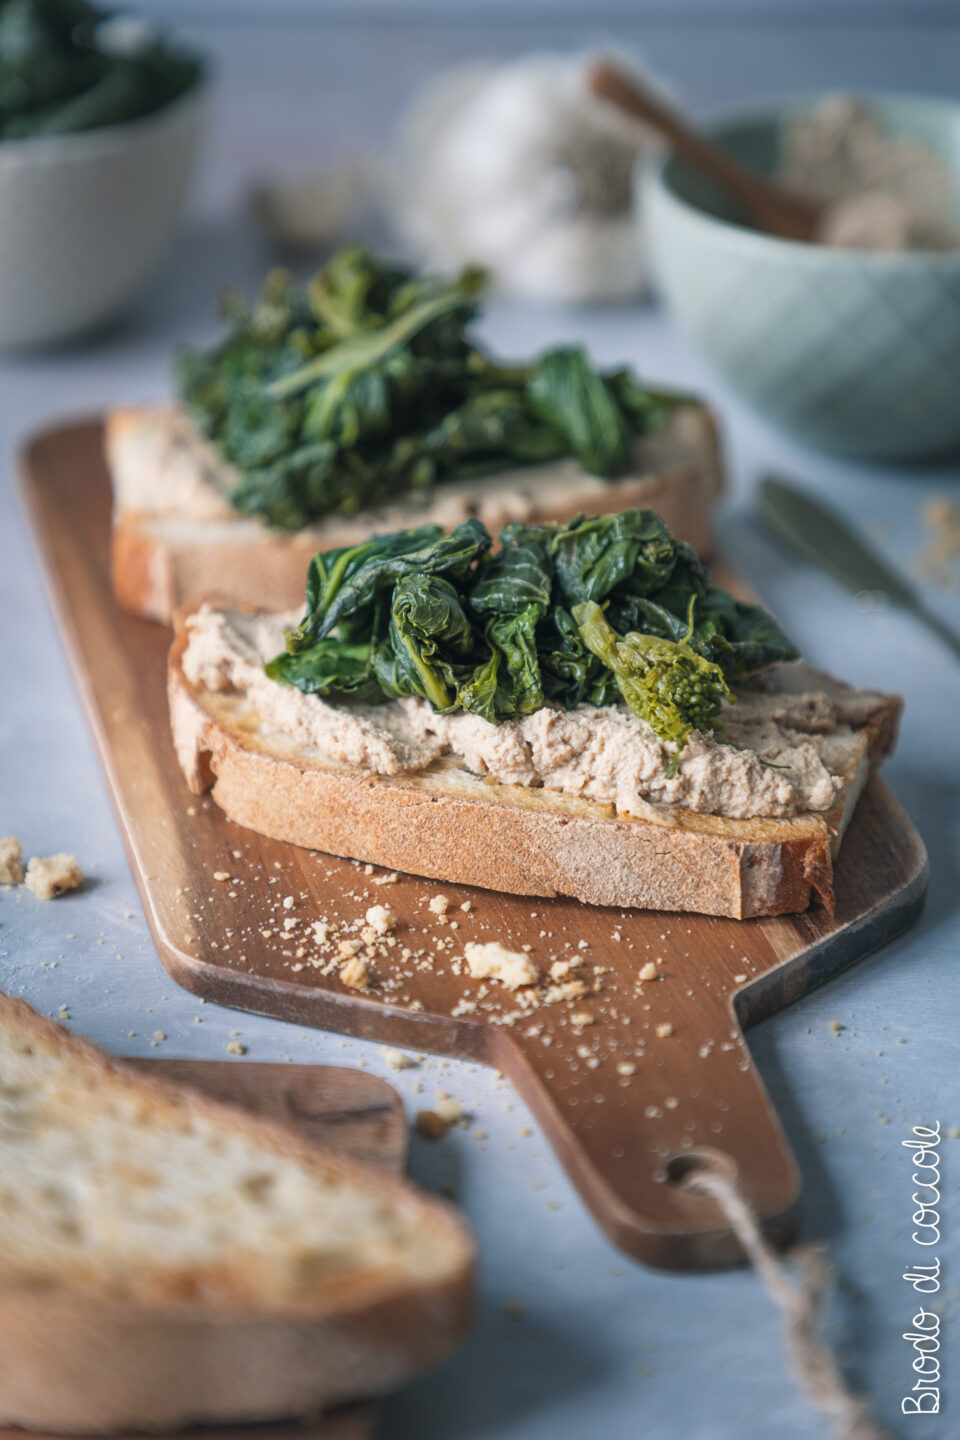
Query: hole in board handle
659 1148 739 1190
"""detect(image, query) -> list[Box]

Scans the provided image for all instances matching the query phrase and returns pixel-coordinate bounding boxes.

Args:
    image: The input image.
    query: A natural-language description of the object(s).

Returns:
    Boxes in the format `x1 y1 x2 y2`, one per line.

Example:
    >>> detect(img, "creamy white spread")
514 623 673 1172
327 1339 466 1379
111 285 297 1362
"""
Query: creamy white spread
183 604 887 822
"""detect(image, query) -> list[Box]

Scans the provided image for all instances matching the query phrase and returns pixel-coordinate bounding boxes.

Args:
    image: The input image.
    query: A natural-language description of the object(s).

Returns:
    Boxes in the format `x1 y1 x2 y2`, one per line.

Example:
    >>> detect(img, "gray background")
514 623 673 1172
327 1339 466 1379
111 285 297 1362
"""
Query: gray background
1 6 958 1439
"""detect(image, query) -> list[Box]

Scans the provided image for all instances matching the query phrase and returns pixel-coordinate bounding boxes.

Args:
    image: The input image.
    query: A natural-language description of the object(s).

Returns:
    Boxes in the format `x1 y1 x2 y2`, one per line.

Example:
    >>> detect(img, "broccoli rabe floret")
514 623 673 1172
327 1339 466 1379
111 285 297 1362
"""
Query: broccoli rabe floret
572 601 733 763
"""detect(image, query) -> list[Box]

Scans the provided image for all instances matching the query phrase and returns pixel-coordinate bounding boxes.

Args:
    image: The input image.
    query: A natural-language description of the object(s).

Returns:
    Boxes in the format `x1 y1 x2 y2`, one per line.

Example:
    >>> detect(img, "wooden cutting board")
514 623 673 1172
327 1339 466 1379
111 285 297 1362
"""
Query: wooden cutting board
19 418 929 1271
0 1058 406 1440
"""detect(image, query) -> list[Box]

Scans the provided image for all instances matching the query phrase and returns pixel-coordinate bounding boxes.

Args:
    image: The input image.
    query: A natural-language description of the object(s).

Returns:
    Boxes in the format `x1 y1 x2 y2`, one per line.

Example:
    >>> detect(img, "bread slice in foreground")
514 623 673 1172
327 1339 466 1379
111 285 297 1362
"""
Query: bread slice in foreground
168 613 900 920
0 993 473 1435
109 401 723 624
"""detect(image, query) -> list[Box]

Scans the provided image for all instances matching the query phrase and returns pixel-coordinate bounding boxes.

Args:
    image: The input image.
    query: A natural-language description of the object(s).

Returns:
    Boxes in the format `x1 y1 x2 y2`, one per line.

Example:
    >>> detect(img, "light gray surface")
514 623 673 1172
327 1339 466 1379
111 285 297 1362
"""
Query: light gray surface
0 19 958 1440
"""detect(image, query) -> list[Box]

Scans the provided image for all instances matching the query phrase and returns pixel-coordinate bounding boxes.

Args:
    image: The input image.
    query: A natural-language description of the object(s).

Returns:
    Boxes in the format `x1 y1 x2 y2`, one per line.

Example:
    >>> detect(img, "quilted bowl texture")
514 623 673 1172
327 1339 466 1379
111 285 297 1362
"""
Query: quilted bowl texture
0 85 204 349
646 95 960 460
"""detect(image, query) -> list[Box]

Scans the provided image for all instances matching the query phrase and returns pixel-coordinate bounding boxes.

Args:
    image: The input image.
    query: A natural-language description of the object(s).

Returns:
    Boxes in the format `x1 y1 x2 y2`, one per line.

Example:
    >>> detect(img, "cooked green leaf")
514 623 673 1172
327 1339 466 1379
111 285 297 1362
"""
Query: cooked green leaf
176 249 680 531
573 601 733 757
268 508 798 754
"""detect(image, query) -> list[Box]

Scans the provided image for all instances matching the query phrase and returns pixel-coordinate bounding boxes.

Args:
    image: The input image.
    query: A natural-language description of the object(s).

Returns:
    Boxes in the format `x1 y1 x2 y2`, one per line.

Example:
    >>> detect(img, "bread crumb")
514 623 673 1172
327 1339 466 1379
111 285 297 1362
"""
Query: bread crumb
370 871 399 886
340 956 369 990
213 870 229 882
380 1046 416 1070
460 900 472 912
225 1041 247 1055
0 837 24 886
428 894 450 917
415 1108 458 1139
24 854 84 900
435 1097 464 1125
365 904 397 935
828 1019 845 1036
542 979 587 1005
639 962 658 982
571 1010 594 1028
655 1022 674 1039
282 895 295 909
464 940 538 989
153 1030 166 1041
338 938 363 959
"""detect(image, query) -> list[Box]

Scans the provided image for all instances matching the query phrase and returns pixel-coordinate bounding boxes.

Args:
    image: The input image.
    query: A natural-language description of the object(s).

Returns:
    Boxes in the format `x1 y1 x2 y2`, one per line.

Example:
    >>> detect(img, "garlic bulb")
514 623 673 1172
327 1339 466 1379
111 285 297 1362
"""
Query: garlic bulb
391 54 661 303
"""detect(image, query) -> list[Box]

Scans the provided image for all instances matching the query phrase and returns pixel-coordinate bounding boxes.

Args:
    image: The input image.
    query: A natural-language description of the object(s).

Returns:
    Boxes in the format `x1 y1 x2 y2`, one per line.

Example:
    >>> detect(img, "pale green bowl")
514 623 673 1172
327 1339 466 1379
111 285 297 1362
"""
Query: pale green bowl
645 94 960 460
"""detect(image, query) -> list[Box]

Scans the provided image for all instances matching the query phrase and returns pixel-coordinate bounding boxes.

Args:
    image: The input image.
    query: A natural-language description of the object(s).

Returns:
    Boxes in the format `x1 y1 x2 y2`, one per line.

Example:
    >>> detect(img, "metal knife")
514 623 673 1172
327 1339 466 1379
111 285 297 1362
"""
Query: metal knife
758 476 960 662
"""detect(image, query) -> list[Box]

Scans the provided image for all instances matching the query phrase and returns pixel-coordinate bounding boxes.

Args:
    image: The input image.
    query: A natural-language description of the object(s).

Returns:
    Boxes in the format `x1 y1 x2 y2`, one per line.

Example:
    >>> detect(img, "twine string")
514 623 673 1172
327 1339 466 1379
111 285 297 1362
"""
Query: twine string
684 1165 890 1440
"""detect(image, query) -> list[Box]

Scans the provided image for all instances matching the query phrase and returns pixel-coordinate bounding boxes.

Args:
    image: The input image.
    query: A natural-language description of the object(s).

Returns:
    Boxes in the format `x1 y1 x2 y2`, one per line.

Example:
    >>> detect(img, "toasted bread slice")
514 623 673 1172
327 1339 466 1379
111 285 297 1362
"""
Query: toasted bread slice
168 611 900 920
0 993 473 1434
109 402 723 623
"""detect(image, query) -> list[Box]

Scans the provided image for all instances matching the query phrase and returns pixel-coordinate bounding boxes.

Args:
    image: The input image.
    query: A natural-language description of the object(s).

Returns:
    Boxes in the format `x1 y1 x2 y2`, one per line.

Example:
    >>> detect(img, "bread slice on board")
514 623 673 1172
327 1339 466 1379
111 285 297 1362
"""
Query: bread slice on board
168 612 900 920
0 993 473 1435
108 402 723 624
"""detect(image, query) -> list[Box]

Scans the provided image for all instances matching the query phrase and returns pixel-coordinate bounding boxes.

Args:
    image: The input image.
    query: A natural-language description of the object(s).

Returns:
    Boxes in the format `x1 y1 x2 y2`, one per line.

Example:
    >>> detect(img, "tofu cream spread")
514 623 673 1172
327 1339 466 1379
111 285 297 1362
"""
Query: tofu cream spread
183 604 888 822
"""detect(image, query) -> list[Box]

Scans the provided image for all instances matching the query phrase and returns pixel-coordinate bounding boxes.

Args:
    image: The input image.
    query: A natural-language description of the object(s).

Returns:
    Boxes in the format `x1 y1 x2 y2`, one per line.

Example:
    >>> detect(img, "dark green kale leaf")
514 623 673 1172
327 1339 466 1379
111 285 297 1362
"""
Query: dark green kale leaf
267 507 799 757
373 574 475 712
264 636 379 704
550 509 680 605
175 248 679 531
527 346 634 476
288 520 489 653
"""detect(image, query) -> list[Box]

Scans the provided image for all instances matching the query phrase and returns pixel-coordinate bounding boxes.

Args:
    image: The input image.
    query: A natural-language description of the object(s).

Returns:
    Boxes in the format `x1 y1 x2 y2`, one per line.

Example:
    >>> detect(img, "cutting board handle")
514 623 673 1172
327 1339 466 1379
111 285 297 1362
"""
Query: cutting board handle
498 998 800 1270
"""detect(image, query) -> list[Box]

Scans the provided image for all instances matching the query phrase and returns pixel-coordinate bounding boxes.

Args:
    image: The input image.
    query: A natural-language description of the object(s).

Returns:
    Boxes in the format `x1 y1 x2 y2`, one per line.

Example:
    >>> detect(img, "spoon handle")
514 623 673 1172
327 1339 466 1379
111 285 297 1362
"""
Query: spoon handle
587 60 819 242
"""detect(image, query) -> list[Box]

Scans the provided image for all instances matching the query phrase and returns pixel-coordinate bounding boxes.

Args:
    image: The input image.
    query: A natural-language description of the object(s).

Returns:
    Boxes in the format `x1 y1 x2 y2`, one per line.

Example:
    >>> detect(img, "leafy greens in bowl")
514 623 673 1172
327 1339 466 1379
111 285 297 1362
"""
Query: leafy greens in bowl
0 0 203 140
176 247 682 532
267 509 798 764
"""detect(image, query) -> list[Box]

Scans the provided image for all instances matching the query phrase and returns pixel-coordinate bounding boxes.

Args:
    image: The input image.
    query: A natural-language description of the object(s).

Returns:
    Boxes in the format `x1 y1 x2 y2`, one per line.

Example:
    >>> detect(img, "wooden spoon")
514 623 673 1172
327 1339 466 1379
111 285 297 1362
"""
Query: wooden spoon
588 60 822 242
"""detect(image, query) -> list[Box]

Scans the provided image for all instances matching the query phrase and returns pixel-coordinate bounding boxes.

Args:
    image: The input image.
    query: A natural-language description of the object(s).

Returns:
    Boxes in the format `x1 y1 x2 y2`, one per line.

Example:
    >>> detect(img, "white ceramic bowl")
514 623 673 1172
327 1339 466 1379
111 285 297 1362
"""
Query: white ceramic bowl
0 85 205 348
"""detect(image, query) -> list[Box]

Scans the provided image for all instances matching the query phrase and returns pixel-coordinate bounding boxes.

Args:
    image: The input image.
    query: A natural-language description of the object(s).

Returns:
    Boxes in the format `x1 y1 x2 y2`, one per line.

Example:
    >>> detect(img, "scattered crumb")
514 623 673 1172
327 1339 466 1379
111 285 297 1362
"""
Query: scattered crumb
416 1109 453 1139
213 871 230 882
24 854 84 900
571 1010 595 1028
435 1097 464 1126
428 894 450 917
617 1061 637 1076
380 1046 416 1071
0 836 24 886
370 871 399 886
365 904 397 936
828 1019 845 1036
225 1041 247 1056
913 493 960 588
339 956 369 990
655 1022 674 1039
464 940 538 989
638 962 658 982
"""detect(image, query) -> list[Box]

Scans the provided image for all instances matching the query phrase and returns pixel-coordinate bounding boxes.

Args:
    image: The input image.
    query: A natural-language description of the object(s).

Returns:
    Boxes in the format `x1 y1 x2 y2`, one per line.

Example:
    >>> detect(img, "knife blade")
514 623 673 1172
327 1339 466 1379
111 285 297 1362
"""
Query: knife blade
758 476 960 662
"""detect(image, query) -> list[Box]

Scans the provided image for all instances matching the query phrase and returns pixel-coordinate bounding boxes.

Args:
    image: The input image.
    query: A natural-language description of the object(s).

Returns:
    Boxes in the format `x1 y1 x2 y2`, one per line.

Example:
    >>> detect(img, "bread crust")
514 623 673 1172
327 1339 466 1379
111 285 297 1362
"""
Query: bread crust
0 994 474 1433
168 616 900 919
109 403 723 624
